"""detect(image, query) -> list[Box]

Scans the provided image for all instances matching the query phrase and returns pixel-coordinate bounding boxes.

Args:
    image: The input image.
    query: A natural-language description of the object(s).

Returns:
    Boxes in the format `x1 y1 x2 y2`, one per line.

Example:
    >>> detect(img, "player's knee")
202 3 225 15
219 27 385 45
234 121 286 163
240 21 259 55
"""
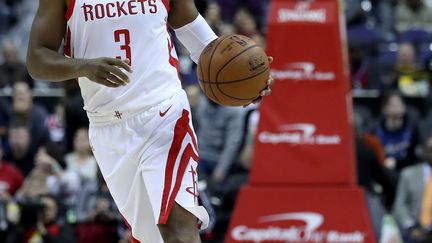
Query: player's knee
159 203 201 243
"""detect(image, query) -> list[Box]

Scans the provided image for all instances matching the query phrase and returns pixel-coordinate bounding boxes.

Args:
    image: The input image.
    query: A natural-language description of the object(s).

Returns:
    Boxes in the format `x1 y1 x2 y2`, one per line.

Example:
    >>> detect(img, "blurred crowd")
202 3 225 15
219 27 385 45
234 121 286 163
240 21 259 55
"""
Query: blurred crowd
1 0 432 242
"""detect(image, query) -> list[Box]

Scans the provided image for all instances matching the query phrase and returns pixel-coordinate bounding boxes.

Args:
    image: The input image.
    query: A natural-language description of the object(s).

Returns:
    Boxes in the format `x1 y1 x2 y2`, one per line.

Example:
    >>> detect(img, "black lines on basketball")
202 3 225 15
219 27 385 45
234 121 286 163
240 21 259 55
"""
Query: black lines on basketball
217 66 270 100
215 44 260 83
207 36 230 105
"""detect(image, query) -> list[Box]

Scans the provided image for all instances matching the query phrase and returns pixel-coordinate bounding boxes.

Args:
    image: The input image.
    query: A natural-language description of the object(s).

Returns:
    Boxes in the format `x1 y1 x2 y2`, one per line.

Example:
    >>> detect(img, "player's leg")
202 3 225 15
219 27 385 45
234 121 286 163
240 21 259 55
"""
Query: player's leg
88 117 166 243
149 91 208 242
158 203 201 243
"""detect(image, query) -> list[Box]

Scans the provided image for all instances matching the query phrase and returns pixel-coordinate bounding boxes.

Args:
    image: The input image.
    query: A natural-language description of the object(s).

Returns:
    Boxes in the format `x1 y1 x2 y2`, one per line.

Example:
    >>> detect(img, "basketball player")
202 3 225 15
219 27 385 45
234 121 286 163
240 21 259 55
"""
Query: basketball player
27 0 273 242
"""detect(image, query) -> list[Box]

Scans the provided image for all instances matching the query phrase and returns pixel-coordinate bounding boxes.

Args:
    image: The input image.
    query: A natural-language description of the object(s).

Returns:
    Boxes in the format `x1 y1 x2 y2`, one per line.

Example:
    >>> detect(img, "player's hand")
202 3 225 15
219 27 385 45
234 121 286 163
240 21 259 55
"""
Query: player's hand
245 56 274 107
83 57 132 87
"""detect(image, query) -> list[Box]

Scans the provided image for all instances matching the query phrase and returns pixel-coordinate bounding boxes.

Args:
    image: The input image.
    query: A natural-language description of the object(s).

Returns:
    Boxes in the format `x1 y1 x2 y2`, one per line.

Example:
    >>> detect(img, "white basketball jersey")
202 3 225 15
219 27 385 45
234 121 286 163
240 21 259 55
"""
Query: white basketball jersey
65 0 182 116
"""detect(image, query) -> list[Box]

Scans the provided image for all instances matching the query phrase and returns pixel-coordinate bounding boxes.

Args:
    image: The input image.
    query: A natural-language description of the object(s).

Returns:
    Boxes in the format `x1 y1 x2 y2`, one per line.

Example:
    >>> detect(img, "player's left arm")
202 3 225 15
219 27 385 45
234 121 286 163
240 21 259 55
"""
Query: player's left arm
168 0 273 102
168 0 216 64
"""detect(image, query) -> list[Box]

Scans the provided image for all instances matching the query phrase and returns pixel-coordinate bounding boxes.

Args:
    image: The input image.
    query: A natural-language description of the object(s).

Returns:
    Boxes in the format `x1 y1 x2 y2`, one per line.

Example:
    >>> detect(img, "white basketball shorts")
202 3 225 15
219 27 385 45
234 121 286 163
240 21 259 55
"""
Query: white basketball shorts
87 90 209 243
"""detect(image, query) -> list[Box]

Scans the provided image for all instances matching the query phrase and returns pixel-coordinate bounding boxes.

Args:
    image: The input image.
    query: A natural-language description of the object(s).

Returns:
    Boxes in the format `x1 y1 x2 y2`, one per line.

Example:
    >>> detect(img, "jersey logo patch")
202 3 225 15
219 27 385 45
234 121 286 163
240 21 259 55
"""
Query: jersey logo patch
114 111 123 119
159 105 173 117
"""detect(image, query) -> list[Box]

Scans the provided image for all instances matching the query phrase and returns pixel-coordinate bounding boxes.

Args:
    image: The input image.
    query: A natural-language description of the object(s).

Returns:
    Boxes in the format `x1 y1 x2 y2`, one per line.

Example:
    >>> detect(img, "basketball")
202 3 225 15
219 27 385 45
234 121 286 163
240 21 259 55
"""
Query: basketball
197 34 270 106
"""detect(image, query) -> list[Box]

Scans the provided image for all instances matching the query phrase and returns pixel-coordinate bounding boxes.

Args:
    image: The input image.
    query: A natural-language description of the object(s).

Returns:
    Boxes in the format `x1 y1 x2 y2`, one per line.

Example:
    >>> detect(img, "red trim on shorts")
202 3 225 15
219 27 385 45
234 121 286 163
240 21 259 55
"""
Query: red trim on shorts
164 144 198 220
186 124 199 152
159 110 189 223
162 0 170 13
167 33 181 79
64 27 72 57
121 215 141 243
159 110 199 224
65 0 76 21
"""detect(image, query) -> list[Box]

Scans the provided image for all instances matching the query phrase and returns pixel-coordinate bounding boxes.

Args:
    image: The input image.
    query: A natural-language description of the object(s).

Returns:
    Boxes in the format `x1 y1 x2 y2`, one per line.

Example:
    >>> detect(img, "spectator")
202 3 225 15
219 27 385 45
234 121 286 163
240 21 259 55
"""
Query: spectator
218 21 236 36
354 111 387 193
75 170 120 243
217 0 267 31
35 194 76 243
393 135 432 242
0 40 30 88
372 91 420 208
11 80 50 154
396 42 430 97
5 195 75 243
45 101 66 147
395 0 432 33
234 8 259 38
374 91 419 171
195 95 245 183
197 107 258 242
0 139 23 200
237 108 259 173
33 143 81 223
215 108 259 200
3 123 35 176
204 2 222 32
75 169 117 223
17 162 52 201
65 127 97 181
11 140 69 235
63 84 88 152
354 111 388 241
350 45 383 90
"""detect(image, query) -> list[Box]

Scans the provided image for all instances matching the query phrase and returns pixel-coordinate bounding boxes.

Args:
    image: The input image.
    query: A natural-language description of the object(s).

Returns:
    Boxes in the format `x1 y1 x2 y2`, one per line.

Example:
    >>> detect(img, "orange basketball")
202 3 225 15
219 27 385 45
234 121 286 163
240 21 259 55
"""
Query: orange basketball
197 34 270 106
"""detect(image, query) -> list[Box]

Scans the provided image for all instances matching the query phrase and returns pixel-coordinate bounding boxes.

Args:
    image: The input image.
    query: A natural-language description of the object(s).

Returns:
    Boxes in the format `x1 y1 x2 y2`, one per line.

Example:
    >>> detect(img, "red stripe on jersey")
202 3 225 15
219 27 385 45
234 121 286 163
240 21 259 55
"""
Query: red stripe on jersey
64 27 72 57
187 124 199 152
65 0 76 20
162 0 170 13
159 109 199 224
167 35 181 79
121 215 141 243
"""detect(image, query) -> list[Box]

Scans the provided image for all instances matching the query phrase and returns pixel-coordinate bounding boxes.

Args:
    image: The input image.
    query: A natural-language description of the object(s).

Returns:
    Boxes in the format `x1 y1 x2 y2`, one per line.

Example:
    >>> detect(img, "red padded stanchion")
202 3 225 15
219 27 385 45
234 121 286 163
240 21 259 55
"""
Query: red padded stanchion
226 1 376 242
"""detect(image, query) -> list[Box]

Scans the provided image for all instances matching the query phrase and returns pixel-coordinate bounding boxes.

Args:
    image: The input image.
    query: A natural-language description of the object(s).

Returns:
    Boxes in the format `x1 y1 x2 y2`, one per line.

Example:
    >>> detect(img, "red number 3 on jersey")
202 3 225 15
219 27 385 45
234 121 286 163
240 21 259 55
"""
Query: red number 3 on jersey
114 29 132 65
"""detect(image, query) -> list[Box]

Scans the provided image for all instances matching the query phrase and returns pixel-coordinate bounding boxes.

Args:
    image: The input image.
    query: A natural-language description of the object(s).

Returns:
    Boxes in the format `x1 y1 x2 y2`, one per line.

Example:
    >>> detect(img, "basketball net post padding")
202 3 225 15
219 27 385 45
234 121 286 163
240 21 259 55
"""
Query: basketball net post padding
226 1 376 242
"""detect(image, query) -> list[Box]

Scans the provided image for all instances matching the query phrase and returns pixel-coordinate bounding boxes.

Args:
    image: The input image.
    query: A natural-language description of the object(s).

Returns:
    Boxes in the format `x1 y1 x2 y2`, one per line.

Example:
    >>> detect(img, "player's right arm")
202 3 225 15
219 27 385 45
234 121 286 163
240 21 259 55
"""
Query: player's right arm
27 0 131 87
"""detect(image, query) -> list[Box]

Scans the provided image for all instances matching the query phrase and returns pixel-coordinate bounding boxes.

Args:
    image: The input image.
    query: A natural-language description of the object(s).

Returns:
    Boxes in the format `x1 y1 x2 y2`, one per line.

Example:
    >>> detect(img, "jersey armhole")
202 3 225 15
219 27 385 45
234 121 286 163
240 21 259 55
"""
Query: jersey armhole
65 0 76 21
162 0 170 13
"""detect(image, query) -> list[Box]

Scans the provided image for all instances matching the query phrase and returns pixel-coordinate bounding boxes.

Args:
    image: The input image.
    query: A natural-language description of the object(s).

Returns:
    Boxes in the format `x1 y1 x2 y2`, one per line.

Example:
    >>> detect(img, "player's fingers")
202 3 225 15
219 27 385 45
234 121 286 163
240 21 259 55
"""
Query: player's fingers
103 72 128 86
267 77 275 86
102 79 121 88
268 56 273 64
95 77 120 88
106 58 132 73
104 65 129 84
261 88 272 97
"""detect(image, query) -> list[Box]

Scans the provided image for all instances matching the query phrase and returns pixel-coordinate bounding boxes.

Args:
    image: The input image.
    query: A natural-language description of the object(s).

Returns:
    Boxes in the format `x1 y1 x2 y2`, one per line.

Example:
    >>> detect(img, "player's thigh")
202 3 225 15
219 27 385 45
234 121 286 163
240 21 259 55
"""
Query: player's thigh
157 202 201 243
